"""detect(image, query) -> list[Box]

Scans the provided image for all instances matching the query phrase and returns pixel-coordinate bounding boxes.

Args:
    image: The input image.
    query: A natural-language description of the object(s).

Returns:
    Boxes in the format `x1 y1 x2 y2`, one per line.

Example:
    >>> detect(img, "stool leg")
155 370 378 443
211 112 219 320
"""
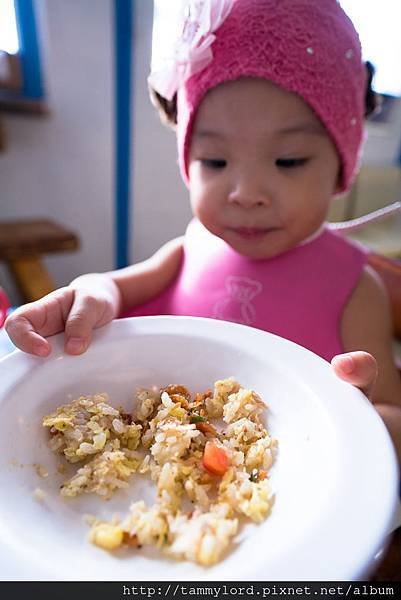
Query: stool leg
7 256 56 302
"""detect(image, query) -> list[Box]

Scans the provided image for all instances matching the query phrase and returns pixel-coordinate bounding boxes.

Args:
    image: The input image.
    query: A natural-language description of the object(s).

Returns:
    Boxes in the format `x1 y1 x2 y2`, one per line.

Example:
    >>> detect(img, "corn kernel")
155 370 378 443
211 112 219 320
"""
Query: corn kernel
89 523 124 550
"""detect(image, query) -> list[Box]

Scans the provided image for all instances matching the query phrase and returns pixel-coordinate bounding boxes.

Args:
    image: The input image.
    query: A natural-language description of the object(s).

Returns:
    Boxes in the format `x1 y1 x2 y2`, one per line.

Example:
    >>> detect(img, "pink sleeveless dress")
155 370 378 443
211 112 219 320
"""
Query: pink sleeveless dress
123 219 368 362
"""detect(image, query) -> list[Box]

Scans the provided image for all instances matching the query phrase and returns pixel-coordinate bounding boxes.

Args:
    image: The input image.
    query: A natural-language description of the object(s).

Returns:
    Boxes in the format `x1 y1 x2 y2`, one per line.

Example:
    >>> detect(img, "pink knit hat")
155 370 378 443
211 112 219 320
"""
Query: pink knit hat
150 0 367 193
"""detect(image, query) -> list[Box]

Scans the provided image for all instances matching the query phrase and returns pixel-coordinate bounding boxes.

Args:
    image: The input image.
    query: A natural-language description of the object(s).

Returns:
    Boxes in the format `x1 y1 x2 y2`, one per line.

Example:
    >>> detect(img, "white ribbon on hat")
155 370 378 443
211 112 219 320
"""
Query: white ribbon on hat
148 0 234 101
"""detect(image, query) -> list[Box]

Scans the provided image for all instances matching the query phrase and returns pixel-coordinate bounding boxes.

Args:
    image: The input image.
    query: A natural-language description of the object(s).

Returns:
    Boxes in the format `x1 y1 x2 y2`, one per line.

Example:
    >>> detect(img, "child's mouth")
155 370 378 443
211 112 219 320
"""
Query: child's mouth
229 227 275 240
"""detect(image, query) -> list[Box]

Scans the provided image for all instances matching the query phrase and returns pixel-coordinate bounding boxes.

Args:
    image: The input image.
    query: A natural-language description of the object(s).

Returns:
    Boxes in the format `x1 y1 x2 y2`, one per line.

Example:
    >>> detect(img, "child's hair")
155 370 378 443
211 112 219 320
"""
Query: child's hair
148 0 375 192
149 60 381 128
365 61 382 118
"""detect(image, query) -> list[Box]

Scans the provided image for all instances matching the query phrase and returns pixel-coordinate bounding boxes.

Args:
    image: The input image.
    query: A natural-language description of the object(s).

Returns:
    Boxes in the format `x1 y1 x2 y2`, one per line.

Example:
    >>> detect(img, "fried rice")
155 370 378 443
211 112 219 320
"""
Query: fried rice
42 378 277 566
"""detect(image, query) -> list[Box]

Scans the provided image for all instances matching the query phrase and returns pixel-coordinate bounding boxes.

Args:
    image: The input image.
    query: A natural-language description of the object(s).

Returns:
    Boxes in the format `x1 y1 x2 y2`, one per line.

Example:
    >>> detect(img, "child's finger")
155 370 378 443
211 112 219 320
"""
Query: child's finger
5 314 51 357
331 351 378 399
64 294 103 355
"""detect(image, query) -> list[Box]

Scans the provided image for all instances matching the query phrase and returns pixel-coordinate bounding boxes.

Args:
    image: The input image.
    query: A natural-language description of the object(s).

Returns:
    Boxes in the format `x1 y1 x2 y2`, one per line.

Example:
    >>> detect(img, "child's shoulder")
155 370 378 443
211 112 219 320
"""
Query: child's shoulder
341 263 401 404
346 264 389 314
341 262 392 353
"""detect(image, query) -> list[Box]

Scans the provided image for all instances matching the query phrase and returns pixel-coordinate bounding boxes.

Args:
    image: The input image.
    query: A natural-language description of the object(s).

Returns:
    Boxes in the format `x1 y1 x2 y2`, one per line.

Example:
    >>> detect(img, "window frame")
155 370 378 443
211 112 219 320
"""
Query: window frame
0 0 47 114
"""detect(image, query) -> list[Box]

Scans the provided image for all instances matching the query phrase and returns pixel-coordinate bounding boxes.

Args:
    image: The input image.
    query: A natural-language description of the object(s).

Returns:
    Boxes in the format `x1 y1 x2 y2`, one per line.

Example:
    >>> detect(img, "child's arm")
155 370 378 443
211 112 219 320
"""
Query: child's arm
109 236 184 313
337 265 401 464
5 236 184 356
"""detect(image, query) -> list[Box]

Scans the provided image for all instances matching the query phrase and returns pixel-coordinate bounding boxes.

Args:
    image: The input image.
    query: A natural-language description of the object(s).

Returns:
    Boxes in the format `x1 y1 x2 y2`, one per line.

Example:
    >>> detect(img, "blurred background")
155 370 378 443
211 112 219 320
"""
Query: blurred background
0 0 400 306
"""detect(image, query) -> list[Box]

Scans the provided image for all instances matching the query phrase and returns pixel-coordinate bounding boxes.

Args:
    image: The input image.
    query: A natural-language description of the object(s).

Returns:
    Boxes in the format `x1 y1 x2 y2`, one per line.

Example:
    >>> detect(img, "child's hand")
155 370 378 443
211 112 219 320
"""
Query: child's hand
331 351 378 399
5 282 119 357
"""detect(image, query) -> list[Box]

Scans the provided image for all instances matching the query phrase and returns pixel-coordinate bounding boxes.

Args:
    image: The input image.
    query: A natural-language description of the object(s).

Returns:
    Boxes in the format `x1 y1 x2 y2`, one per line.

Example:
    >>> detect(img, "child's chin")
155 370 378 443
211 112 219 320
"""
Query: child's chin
230 240 281 260
226 232 284 260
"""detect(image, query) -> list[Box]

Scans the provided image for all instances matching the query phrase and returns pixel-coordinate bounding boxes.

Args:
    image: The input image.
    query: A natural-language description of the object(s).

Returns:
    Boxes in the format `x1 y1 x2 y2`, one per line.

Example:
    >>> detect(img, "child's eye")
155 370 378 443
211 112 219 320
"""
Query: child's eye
201 159 227 170
276 158 309 169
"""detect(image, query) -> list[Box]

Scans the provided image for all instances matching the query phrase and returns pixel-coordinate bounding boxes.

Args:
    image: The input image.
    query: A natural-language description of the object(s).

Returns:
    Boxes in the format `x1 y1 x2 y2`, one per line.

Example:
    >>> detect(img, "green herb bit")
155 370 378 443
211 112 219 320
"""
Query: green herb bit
190 415 207 423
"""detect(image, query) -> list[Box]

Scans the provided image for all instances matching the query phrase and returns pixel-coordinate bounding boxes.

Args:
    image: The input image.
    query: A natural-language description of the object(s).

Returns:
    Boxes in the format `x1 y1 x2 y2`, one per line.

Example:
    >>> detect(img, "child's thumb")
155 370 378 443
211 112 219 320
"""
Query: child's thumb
331 351 378 399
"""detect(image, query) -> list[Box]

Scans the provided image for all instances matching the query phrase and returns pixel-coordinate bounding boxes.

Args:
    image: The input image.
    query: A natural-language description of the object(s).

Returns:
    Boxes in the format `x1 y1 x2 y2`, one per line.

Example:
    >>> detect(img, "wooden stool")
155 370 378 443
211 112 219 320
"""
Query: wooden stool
0 219 79 302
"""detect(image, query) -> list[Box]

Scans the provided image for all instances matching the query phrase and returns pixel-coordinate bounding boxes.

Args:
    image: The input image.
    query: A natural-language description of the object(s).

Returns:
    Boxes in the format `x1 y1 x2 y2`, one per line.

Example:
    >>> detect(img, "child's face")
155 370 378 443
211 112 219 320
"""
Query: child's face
188 77 341 259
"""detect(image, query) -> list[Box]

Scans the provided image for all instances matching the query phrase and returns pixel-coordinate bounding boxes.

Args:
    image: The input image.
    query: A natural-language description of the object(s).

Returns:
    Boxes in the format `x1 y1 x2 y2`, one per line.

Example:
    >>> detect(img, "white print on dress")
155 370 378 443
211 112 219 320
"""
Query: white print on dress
212 276 263 325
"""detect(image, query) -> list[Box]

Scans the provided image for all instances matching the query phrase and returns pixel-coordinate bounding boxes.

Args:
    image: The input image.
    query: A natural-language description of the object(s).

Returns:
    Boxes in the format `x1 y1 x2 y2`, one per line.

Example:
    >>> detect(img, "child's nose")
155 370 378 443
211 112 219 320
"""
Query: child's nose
228 177 271 208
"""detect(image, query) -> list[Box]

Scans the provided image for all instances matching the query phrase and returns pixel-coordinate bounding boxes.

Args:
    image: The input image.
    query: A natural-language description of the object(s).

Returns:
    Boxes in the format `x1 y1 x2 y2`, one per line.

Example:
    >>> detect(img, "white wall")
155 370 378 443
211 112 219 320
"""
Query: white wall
0 0 114 304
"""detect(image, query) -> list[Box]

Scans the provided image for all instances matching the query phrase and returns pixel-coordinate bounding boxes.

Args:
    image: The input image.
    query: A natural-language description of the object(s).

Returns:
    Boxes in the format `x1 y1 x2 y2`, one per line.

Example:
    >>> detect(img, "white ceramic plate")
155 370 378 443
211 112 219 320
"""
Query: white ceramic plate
0 316 398 581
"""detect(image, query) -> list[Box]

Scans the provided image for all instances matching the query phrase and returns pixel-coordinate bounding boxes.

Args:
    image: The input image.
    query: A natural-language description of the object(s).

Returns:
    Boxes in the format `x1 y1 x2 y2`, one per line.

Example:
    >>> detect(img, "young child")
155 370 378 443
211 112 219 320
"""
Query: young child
5 0 401 462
